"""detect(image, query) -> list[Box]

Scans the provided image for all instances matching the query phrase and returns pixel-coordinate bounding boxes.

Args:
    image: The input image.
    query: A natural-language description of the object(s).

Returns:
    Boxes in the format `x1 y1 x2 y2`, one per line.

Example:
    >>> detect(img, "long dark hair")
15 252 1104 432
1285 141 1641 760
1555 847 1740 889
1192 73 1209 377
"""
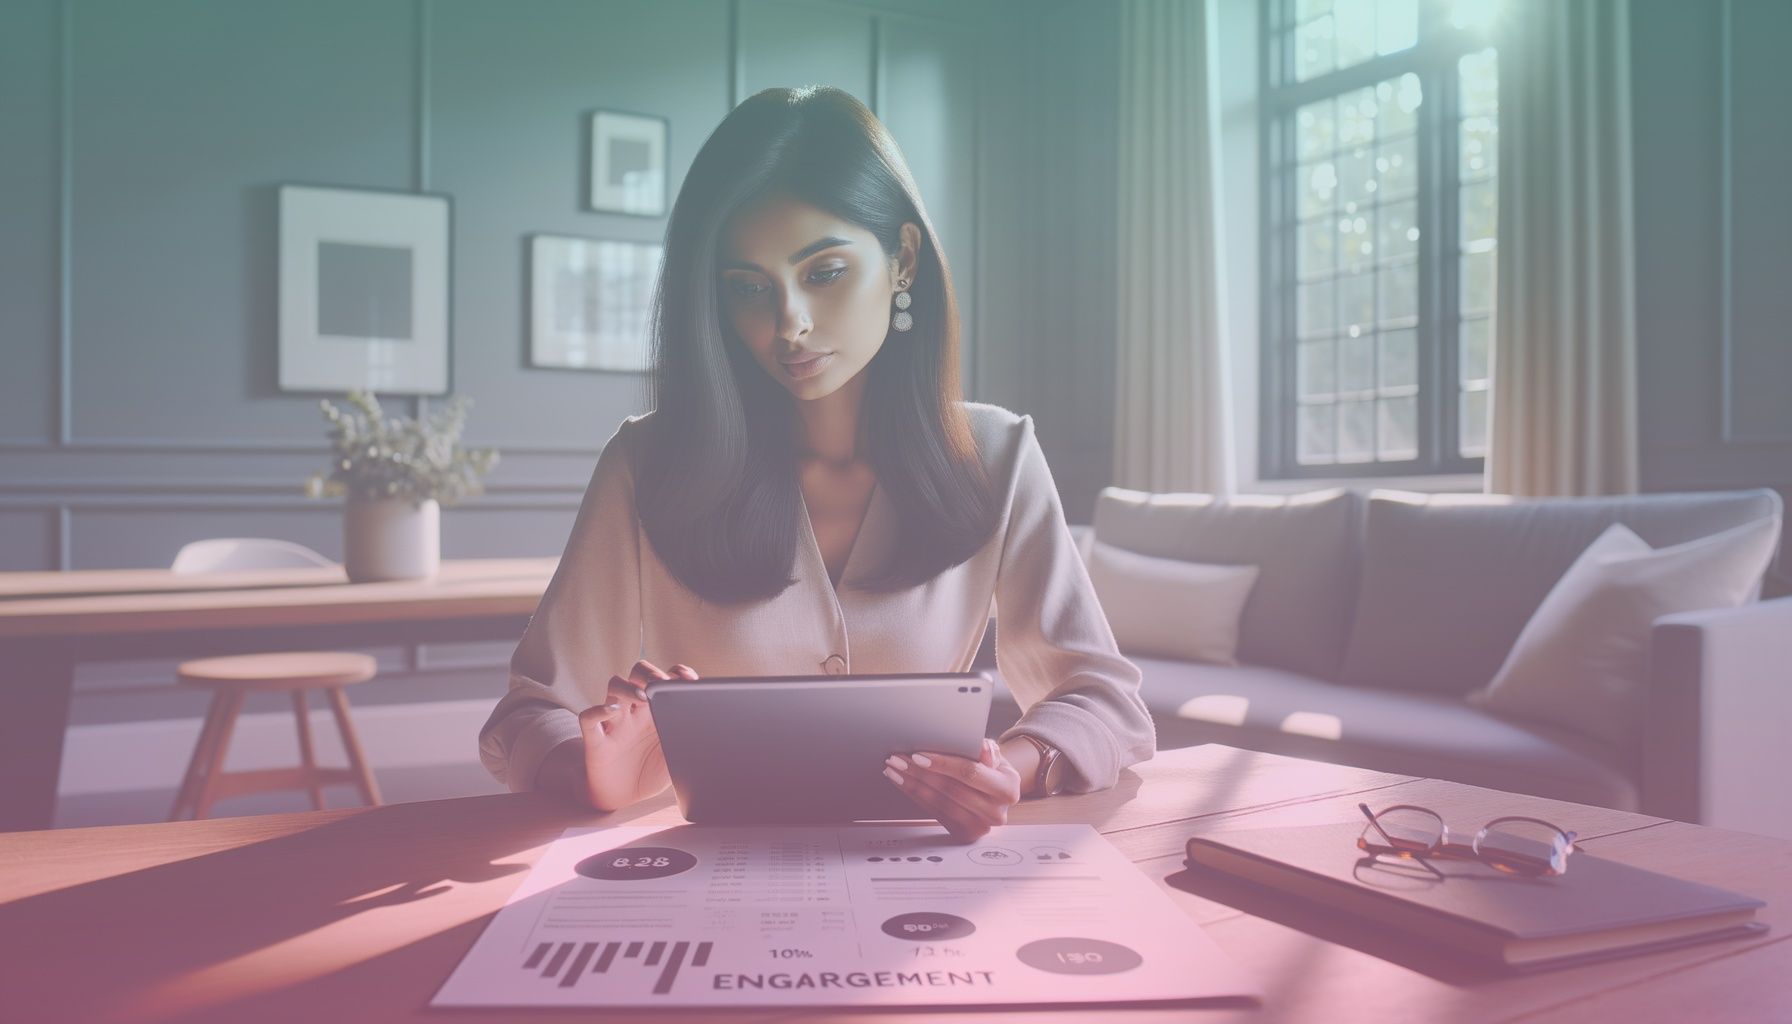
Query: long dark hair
634 85 1000 606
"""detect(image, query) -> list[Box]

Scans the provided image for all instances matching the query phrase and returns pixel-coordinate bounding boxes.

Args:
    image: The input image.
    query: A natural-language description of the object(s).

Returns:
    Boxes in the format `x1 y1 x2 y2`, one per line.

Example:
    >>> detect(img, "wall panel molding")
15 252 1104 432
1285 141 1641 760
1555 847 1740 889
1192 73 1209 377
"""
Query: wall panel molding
0 485 586 503
46 495 581 512
415 0 430 193
1717 0 1792 447
56 0 72 446
1718 0 1736 442
0 508 59 571
0 438 609 456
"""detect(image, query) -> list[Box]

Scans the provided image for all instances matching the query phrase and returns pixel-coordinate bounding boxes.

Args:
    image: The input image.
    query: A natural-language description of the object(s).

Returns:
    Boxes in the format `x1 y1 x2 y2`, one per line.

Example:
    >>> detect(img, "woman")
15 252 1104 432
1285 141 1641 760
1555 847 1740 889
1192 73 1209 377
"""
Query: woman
479 86 1152 842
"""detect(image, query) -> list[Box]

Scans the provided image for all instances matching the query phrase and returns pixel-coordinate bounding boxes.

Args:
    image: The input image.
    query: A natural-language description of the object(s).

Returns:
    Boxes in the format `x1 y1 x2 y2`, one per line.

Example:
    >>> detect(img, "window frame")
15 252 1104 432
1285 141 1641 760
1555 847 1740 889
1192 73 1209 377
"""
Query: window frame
1257 0 1493 480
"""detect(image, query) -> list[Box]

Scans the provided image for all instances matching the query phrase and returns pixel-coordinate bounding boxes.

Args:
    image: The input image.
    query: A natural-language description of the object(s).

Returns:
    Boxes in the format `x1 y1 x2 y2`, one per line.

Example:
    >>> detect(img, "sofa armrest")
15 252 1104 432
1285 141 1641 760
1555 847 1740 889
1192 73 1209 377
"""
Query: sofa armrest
1645 596 1792 834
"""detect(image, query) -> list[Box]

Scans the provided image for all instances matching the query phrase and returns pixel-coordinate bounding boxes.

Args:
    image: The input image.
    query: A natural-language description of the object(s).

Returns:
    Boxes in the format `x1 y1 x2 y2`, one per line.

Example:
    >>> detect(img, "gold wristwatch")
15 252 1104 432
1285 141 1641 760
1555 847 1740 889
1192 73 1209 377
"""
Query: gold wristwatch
1014 733 1067 797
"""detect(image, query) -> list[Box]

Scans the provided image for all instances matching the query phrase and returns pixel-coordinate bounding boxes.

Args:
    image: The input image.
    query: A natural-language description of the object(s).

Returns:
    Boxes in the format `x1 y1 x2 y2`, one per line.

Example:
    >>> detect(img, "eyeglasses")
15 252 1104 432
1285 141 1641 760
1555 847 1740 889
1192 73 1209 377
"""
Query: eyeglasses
1356 803 1579 878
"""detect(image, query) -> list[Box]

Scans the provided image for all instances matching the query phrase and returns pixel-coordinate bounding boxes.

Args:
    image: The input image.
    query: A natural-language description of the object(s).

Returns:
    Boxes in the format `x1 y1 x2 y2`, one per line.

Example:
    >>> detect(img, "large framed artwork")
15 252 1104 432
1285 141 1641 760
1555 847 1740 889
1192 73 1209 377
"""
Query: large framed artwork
587 109 669 217
277 184 451 394
529 234 663 373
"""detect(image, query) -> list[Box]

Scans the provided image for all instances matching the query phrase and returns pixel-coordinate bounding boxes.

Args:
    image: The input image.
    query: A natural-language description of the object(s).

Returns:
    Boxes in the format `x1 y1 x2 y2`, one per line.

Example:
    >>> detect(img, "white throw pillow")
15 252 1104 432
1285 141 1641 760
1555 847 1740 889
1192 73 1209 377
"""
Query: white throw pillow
1084 537 1260 665
1469 515 1782 749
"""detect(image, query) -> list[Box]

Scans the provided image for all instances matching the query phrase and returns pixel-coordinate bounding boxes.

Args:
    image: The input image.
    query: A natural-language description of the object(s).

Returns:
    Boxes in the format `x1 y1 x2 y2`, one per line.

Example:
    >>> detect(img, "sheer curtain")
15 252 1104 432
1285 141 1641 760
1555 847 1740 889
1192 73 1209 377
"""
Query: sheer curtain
1111 0 1233 495
1486 0 1639 496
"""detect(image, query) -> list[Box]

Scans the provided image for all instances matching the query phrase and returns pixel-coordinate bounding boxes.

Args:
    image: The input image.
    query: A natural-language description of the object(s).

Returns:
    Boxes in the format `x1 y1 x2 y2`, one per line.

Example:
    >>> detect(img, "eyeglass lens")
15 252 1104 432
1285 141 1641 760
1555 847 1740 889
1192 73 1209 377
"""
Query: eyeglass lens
1363 805 1444 852
1474 818 1574 876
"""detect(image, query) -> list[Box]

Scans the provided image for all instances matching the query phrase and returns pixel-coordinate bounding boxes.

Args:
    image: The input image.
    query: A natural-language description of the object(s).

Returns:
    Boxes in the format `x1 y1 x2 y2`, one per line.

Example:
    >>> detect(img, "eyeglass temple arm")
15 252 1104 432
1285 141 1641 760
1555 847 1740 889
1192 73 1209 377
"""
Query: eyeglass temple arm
1357 803 1398 846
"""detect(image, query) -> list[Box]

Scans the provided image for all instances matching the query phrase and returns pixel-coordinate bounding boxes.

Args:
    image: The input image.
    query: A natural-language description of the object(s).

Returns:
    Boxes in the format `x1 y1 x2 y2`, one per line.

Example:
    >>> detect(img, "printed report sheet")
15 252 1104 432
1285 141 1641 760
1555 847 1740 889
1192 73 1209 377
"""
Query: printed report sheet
433 822 1257 1009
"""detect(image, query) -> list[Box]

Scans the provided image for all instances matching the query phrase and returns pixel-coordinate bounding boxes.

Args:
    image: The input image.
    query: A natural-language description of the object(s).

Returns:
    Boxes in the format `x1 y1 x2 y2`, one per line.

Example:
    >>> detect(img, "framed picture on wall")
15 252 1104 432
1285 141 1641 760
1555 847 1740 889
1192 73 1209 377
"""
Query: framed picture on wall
587 109 669 217
529 233 663 373
277 184 451 394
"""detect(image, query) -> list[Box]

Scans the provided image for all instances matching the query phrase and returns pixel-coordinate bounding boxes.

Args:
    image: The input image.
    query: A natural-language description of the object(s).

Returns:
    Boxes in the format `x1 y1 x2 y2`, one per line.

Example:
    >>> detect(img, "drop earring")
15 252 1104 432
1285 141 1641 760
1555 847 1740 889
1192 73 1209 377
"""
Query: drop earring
891 279 913 333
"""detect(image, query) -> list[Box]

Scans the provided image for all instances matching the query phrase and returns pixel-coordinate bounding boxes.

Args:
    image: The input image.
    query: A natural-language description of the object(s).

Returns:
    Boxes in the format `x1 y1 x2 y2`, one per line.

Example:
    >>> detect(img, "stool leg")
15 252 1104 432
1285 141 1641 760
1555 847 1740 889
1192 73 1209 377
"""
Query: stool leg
325 686 382 807
192 690 246 820
169 689 230 822
291 690 326 811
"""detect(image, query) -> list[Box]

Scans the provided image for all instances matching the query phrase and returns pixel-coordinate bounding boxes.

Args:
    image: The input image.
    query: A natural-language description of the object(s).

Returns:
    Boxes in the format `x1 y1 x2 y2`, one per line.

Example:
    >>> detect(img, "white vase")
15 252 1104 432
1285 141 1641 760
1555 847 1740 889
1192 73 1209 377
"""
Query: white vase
343 497 441 582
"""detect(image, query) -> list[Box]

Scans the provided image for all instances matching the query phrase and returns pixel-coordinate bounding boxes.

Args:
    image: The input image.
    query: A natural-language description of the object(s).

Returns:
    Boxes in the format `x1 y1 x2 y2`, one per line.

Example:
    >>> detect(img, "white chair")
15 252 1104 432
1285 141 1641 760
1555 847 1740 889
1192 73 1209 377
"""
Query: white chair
169 537 336 574
167 538 382 820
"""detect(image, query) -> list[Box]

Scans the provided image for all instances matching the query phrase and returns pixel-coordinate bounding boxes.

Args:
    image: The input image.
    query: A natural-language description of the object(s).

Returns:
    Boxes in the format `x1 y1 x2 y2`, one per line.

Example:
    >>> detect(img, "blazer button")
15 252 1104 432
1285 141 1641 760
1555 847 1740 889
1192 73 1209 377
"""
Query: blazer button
822 654 847 675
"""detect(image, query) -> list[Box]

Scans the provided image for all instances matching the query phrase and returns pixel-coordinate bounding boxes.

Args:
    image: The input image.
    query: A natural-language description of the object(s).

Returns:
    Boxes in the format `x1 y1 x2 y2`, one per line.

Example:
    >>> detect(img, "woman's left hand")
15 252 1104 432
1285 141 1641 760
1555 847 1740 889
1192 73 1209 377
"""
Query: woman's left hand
883 738 1023 843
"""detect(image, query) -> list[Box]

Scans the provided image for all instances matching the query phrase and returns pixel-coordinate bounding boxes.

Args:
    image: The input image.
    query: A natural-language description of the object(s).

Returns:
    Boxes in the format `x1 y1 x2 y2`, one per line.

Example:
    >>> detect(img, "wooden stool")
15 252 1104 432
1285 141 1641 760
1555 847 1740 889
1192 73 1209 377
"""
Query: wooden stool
169 652 383 821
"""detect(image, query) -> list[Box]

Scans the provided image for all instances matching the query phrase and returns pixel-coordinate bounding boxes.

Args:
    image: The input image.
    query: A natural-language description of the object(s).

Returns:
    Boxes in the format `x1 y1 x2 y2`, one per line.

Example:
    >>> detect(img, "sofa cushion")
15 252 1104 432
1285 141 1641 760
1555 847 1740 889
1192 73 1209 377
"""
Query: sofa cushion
1128 656 1640 810
1341 488 1784 696
1085 538 1259 664
1470 516 1781 749
1092 487 1361 679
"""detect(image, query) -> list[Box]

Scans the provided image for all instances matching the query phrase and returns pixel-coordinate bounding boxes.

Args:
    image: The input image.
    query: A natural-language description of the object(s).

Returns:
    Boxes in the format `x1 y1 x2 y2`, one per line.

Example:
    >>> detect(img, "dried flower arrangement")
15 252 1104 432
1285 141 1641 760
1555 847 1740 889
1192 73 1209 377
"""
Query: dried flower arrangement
305 390 499 506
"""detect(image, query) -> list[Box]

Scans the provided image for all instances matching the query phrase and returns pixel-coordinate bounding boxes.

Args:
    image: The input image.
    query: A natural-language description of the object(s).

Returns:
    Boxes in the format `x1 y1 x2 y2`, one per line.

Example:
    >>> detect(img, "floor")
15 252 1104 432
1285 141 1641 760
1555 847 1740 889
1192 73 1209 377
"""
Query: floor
54 760 508 830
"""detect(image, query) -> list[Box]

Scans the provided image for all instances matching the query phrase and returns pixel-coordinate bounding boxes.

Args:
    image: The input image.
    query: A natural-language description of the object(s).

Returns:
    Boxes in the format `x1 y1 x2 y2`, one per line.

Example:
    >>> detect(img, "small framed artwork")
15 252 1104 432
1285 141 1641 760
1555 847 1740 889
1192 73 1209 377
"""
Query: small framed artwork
587 109 669 217
277 184 450 394
529 233 663 372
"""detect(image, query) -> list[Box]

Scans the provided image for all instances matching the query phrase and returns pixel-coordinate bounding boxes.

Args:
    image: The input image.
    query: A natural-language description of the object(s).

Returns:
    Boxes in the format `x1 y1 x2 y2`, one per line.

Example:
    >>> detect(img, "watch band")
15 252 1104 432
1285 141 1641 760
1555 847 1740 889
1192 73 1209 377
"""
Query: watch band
1014 733 1063 797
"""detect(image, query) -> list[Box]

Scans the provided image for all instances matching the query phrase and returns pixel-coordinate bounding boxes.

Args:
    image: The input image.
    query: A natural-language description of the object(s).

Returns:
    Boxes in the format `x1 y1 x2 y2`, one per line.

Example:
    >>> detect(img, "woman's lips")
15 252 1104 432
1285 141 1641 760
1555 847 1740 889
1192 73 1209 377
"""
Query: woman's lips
780 352 833 380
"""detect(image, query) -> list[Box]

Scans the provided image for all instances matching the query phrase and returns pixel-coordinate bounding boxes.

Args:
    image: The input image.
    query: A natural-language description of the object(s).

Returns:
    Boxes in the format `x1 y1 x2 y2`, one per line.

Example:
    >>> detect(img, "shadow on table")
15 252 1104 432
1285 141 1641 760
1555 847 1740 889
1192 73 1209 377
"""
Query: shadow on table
0 790 789 1024
1162 863 1512 986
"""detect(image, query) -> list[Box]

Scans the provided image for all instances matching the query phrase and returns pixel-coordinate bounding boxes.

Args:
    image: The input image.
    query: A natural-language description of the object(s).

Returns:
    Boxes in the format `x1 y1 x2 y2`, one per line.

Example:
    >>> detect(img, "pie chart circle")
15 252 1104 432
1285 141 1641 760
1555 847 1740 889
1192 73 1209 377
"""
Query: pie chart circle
575 846 697 881
882 911 976 941
1016 937 1143 974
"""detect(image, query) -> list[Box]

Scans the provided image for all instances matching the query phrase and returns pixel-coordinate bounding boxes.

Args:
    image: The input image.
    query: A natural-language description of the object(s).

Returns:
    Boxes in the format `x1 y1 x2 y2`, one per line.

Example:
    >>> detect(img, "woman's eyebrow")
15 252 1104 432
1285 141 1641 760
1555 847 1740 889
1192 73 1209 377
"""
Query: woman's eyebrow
722 237 853 272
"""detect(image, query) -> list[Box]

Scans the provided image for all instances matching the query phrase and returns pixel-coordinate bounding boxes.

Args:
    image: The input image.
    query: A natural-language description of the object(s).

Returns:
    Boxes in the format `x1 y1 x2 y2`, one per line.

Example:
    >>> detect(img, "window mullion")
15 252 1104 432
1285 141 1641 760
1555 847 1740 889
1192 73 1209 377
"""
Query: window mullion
1415 56 1443 471
1267 51 1424 112
1258 0 1287 478
1436 45 1465 469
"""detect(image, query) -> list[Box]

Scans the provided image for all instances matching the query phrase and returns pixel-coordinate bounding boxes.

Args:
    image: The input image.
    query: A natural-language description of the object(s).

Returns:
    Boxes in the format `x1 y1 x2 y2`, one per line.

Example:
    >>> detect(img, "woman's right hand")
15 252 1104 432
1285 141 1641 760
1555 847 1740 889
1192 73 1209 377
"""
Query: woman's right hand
573 659 699 812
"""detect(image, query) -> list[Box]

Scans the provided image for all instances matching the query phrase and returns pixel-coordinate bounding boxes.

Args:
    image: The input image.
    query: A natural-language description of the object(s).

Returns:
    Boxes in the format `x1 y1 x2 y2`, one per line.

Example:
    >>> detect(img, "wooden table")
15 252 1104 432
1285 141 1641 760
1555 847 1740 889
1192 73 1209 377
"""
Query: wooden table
0 558 557 832
0 744 1783 1023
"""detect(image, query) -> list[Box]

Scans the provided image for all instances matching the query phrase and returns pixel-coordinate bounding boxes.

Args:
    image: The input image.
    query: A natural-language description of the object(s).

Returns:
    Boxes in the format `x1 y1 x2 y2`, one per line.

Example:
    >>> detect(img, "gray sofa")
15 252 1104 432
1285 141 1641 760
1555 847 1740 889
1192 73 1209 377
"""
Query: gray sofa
979 486 1790 836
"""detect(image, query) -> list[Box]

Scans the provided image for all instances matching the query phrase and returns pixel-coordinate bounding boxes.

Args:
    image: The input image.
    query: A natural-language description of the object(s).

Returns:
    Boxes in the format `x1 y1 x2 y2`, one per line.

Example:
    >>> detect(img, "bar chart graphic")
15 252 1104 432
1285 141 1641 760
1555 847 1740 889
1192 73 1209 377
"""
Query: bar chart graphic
521 938 714 994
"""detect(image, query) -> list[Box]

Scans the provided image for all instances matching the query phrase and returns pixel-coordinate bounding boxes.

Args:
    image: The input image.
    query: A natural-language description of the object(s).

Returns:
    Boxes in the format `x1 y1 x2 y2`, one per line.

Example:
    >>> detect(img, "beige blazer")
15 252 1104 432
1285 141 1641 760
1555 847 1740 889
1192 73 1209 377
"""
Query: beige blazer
478 401 1155 796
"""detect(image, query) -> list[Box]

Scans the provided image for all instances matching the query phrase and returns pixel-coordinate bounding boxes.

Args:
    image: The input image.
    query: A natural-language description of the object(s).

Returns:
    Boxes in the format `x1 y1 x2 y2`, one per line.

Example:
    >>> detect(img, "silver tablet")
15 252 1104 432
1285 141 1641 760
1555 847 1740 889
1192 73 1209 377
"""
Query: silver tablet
644 671 995 824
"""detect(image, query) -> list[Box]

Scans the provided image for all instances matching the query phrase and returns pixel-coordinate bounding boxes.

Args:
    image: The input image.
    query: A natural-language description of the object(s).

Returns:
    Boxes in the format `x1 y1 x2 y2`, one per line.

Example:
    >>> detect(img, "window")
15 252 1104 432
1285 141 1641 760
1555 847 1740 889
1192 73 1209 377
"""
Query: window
1260 0 1501 478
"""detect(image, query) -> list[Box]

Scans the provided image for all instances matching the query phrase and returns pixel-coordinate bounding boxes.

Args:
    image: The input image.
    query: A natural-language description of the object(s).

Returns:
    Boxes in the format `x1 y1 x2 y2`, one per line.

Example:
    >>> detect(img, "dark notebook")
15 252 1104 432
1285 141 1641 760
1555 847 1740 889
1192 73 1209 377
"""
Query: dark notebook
1184 821 1766 971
